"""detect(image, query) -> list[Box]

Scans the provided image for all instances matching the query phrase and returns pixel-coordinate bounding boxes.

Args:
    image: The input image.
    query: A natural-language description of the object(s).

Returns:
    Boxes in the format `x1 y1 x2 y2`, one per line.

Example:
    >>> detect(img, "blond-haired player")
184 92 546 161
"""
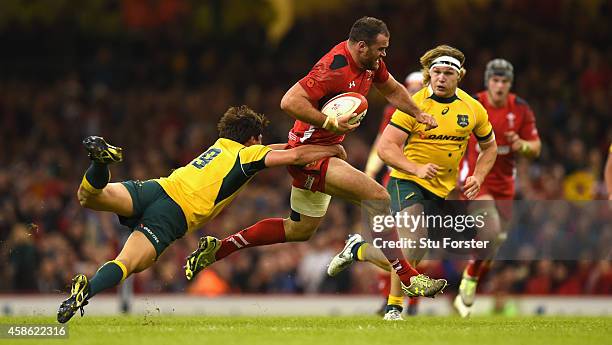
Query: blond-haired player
327 45 498 320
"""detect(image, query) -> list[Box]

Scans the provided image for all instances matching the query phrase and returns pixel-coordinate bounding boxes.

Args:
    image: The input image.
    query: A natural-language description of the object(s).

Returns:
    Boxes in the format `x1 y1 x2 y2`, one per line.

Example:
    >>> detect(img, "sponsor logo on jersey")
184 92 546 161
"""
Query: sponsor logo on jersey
442 106 450 115
348 80 356 88
426 134 467 141
457 114 469 127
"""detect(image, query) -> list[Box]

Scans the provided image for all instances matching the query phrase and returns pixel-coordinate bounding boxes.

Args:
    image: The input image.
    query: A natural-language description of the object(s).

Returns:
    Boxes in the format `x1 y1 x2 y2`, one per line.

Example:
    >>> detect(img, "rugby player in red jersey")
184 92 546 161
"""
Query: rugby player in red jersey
185 17 448 297
453 59 541 317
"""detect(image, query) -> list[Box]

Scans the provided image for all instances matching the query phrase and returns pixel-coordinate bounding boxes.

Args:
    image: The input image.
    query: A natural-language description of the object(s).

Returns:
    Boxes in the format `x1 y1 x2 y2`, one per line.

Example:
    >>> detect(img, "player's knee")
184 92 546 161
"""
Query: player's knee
284 221 318 242
113 257 135 275
77 187 92 208
132 260 154 273
290 227 317 241
362 187 391 212
114 255 150 276
371 186 390 203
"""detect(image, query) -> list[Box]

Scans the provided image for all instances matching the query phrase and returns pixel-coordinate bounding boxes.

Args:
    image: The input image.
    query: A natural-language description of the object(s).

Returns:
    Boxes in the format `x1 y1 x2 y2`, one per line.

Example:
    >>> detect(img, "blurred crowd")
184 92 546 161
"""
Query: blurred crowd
0 1 611 297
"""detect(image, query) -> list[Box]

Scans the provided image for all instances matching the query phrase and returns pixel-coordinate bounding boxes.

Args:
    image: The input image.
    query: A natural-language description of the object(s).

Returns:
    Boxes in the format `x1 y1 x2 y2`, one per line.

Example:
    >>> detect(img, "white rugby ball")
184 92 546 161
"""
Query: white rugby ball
321 92 368 125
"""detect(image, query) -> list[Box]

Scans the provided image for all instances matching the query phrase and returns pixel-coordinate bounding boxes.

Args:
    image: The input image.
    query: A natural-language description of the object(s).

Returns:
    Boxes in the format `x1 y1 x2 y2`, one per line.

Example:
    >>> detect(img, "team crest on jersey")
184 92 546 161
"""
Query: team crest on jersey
457 114 469 127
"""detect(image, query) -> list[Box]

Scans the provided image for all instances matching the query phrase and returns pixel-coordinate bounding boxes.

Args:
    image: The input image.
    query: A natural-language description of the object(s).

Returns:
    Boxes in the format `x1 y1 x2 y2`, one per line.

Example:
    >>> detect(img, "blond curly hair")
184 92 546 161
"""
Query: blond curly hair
420 45 466 85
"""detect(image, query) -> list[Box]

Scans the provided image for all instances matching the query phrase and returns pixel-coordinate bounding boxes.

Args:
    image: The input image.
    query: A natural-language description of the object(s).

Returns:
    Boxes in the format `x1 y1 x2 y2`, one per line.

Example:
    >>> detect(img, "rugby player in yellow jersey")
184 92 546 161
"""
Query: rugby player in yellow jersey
327 45 498 320
56 105 346 323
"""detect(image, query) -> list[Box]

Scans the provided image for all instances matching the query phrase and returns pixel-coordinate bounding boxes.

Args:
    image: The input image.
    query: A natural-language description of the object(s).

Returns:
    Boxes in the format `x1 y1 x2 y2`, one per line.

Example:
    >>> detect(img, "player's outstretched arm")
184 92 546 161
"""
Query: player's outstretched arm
464 138 497 199
264 144 346 168
375 75 437 130
377 125 438 179
267 143 289 150
280 83 359 134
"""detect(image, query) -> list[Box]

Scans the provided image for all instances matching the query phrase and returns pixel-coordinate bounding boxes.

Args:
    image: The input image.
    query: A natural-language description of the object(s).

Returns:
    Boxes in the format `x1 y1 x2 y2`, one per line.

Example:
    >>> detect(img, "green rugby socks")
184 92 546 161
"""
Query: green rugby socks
88 260 128 298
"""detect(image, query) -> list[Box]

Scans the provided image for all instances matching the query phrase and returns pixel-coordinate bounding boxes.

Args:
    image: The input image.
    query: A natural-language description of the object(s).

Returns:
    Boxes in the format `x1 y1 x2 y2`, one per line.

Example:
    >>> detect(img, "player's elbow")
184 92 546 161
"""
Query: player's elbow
290 151 307 165
280 92 293 113
376 143 392 165
482 140 497 155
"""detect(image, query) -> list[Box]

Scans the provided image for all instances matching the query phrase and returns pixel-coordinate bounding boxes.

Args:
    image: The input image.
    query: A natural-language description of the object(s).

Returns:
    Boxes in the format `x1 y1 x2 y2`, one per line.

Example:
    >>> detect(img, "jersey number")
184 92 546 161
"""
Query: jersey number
192 148 221 169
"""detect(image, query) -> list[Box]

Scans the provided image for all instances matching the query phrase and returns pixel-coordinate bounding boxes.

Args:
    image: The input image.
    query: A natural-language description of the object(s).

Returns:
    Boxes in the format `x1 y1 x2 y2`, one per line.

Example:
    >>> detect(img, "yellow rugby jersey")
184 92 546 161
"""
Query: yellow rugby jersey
156 138 271 232
389 87 494 198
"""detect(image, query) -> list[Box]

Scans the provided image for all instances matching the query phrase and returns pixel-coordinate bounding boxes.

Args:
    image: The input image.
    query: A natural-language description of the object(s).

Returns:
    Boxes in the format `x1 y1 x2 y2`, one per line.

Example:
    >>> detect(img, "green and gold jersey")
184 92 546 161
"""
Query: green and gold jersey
156 138 271 232
389 87 494 198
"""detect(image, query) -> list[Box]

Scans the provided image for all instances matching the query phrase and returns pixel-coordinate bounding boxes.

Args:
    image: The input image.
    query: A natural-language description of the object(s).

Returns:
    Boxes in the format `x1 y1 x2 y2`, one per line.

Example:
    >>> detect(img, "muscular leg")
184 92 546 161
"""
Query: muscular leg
374 203 428 317
78 183 133 217
358 201 428 268
283 214 324 242
88 231 156 298
213 215 323 261
212 157 390 260
78 150 133 217
116 231 157 274
324 158 419 284
76 143 151 298
210 157 418 285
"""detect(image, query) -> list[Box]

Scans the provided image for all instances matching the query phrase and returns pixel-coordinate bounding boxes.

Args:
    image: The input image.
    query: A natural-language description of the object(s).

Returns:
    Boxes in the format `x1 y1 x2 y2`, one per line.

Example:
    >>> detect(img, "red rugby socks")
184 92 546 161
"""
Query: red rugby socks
373 229 419 284
465 259 492 280
215 218 286 260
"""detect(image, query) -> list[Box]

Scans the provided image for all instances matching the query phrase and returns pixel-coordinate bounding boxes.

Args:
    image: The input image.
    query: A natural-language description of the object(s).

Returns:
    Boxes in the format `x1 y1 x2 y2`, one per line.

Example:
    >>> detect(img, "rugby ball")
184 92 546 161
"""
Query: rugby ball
321 92 368 125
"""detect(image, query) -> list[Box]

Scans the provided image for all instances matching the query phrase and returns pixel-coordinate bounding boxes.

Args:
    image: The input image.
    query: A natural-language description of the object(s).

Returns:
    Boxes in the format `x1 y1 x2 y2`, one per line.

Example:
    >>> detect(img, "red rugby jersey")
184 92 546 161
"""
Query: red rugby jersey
288 40 389 147
463 91 540 199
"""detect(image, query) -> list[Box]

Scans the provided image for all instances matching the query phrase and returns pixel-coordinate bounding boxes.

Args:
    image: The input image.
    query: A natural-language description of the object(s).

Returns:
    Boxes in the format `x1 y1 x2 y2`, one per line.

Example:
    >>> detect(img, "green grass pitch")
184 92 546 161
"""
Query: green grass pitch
1 316 610 345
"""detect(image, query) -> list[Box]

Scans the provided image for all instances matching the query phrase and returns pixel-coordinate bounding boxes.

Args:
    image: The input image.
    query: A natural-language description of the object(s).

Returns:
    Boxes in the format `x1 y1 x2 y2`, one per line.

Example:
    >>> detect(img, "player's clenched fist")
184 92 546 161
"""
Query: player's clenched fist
415 112 438 130
463 175 482 200
414 163 439 179
336 112 361 134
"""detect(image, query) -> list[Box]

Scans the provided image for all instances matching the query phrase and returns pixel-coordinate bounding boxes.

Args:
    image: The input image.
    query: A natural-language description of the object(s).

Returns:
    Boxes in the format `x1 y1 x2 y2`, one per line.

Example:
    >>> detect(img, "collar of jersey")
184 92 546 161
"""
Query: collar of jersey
217 138 245 150
427 85 459 103
343 40 361 71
